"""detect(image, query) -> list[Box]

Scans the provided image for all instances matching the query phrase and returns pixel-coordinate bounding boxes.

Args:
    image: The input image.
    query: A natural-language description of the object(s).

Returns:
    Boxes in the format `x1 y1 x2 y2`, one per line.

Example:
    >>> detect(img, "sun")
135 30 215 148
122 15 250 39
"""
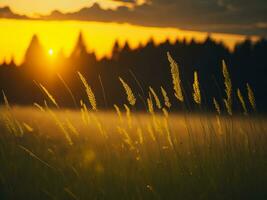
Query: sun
48 48 54 56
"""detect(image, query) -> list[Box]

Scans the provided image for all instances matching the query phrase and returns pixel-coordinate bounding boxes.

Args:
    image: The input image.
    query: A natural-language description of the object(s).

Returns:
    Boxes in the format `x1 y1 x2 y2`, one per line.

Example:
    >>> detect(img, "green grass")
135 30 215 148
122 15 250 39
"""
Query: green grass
0 106 266 199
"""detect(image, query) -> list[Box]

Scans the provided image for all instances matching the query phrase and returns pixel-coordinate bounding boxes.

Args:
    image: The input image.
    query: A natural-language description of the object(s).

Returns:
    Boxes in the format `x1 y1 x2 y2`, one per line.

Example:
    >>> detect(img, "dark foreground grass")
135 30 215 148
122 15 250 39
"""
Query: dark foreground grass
0 107 266 200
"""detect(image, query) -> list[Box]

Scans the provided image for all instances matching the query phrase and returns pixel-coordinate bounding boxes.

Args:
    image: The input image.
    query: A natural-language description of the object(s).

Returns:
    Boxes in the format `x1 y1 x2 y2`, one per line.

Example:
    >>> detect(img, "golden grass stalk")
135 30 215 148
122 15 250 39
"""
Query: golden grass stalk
213 98 221 115
98 75 108 108
161 87 171 108
39 84 59 108
57 74 78 107
114 104 122 123
33 103 45 112
222 60 232 114
124 104 132 128
119 77 136 106
3 114 24 136
246 83 256 111
2 115 13 134
224 99 232 116
162 108 169 118
1 92 24 136
22 122 34 132
137 127 144 145
65 118 79 136
237 89 248 115
47 108 73 145
80 100 90 125
216 116 223 135
92 114 107 138
19 145 56 171
152 114 162 135
147 95 154 114
78 72 97 111
64 188 79 200
167 52 184 102
2 90 10 109
117 126 135 150
163 118 174 149
192 71 201 104
147 123 156 141
149 87 162 109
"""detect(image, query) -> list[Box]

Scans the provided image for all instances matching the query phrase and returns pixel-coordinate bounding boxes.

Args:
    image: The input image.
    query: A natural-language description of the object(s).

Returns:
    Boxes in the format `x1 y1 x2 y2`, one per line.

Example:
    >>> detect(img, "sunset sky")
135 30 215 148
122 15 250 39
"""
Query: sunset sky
0 0 266 64
0 0 266 36
0 0 127 15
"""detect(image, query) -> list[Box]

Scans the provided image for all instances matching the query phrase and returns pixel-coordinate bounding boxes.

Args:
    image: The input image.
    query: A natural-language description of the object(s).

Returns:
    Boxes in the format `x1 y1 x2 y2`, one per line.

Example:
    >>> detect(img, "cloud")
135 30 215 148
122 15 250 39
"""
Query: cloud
0 6 28 19
112 0 137 3
1 0 267 36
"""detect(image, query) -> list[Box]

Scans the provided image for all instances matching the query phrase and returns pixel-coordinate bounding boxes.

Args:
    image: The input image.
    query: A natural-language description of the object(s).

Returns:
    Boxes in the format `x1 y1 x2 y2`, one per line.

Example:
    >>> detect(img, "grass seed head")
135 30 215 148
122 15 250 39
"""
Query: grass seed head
167 52 184 102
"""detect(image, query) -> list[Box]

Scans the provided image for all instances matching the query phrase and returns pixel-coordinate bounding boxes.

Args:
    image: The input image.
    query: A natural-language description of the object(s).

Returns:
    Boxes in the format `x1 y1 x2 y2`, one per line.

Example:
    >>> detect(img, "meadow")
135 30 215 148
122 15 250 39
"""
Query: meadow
0 53 266 199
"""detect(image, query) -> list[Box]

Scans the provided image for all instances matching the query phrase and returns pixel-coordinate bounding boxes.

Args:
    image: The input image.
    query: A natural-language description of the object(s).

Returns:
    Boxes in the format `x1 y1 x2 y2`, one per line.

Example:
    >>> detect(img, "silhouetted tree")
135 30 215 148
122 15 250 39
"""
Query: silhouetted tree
1 34 267 112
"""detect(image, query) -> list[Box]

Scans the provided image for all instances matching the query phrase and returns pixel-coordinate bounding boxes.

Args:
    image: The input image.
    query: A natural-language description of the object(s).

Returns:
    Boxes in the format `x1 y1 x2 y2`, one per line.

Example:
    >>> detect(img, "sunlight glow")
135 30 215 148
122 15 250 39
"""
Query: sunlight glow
48 49 54 56
0 19 259 65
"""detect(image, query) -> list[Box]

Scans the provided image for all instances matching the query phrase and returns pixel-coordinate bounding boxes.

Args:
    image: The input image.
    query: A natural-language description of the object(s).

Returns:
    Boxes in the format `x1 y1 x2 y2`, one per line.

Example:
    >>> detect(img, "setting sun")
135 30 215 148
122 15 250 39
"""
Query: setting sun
48 48 54 56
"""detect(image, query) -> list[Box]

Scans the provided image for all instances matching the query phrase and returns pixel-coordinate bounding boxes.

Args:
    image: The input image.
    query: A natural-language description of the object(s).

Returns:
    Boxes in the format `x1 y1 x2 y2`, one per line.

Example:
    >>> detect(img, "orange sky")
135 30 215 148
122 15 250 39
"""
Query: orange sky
0 0 125 16
0 18 258 65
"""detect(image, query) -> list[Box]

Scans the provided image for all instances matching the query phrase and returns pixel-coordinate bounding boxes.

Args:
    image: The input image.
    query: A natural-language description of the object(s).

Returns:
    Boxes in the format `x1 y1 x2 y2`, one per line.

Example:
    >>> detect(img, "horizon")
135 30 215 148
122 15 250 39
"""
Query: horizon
0 18 259 65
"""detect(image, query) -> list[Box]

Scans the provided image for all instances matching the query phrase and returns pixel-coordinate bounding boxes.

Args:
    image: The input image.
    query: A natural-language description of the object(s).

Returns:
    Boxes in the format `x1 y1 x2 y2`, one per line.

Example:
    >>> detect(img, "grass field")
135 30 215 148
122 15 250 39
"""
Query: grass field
0 55 267 199
0 106 266 199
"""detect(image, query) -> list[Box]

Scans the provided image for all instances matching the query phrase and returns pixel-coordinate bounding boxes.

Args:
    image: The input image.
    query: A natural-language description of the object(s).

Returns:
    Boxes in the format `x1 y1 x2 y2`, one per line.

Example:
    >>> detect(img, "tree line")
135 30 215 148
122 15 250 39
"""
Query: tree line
0 33 267 113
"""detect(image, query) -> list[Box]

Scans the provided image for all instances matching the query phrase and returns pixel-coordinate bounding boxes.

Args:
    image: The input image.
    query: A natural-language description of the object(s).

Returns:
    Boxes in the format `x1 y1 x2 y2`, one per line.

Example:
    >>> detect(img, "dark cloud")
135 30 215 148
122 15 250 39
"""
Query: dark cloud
0 6 28 19
1 0 267 36
111 0 137 3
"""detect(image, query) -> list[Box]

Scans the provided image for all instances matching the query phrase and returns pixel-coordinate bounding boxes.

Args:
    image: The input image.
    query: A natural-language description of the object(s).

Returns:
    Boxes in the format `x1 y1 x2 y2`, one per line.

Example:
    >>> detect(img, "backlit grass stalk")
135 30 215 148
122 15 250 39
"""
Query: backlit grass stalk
119 77 136 106
57 74 78 108
147 96 154 115
161 86 171 108
222 60 232 115
237 89 248 115
149 87 162 109
2 91 24 136
80 100 90 125
147 123 156 141
2 90 10 109
124 104 132 128
33 103 45 112
39 84 59 108
167 52 184 102
65 118 79 136
92 114 107 138
117 126 135 150
78 72 97 111
46 107 73 145
162 108 169 118
246 83 256 112
163 118 174 149
213 98 221 115
114 104 123 123
137 127 144 145
192 71 201 104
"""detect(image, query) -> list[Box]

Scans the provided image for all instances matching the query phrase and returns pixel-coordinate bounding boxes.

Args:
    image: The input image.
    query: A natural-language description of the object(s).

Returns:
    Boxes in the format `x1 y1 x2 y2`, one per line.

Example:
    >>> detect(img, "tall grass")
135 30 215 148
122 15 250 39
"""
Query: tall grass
192 71 201 105
78 72 97 111
222 60 232 115
119 77 136 106
0 53 266 200
167 52 184 102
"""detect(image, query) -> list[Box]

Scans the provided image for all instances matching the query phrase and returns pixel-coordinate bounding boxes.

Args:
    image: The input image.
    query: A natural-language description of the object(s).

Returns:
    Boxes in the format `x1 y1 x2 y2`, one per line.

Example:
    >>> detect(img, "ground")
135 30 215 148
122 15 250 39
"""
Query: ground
0 107 266 199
